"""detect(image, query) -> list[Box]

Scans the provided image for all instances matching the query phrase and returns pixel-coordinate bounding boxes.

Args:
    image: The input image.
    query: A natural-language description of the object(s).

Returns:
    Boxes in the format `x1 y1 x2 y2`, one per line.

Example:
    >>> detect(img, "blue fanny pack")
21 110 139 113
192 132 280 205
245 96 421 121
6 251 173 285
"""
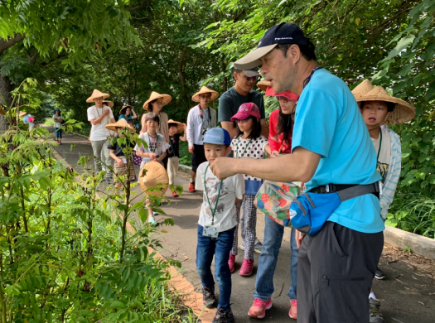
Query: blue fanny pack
289 183 380 236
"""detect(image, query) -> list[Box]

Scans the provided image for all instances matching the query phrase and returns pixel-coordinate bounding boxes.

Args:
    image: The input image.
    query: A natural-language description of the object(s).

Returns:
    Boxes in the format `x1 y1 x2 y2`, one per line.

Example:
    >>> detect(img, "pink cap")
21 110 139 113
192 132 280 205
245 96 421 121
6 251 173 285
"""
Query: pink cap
265 86 299 102
231 102 262 121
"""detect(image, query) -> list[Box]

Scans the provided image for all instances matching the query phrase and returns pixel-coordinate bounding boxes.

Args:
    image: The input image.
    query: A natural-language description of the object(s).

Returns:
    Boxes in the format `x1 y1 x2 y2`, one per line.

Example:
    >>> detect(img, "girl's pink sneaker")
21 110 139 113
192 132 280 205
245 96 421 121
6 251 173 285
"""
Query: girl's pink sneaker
239 258 254 276
289 299 297 319
248 298 272 319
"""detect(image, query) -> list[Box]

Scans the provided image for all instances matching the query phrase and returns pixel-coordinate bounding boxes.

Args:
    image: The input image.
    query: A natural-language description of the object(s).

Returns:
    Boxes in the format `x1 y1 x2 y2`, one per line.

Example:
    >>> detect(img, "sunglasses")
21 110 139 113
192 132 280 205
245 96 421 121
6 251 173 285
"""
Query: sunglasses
276 96 293 103
235 116 253 123
244 75 260 82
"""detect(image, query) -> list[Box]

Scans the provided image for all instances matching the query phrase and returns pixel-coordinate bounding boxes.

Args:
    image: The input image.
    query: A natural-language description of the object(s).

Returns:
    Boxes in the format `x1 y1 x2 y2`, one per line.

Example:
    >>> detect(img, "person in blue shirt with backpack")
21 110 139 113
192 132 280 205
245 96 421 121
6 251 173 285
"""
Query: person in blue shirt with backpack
211 23 384 323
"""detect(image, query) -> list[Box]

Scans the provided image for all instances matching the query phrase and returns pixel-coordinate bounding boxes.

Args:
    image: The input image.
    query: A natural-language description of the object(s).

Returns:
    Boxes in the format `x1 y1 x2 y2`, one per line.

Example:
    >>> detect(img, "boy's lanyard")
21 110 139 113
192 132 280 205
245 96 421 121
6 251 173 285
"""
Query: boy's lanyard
235 137 252 158
146 132 157 152
376 130 382 161
204 164 223 226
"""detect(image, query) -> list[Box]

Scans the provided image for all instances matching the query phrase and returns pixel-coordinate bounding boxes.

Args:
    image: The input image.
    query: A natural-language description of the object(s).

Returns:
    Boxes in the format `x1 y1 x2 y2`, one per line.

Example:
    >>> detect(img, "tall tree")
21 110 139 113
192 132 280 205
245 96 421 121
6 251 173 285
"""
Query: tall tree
0 0 140 131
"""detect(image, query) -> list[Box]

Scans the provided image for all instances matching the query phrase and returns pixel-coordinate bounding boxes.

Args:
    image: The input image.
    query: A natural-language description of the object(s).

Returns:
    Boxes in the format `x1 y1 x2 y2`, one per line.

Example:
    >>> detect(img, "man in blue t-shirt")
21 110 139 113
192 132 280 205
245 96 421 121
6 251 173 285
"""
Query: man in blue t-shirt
211 23 384 323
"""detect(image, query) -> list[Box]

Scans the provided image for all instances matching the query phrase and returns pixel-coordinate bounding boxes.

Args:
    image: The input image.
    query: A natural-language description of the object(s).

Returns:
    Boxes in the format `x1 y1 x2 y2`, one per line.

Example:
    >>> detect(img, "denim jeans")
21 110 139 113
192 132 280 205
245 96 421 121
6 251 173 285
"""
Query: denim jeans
254 215 298 301
54 127 62 139
196 225 235 311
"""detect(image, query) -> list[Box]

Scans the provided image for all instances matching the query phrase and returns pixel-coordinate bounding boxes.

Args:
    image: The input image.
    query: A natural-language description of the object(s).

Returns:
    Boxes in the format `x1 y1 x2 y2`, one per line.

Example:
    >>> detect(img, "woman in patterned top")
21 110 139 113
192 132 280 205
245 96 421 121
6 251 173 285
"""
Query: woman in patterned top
228 102 268 277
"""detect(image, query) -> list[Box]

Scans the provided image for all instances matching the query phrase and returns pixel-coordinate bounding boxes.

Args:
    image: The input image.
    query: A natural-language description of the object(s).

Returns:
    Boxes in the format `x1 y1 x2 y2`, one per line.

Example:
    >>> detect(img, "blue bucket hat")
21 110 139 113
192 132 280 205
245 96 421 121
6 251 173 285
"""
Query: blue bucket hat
203 127 231 146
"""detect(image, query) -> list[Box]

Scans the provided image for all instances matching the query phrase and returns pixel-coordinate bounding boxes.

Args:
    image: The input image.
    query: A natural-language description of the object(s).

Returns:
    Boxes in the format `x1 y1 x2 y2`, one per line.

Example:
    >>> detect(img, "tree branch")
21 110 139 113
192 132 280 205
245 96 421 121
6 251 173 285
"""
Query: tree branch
0 34 25 55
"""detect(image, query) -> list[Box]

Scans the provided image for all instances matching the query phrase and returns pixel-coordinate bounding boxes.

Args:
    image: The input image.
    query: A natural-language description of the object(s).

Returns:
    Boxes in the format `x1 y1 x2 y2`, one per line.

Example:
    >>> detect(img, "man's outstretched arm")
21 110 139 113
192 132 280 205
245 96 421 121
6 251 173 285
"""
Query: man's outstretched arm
210 146 321 183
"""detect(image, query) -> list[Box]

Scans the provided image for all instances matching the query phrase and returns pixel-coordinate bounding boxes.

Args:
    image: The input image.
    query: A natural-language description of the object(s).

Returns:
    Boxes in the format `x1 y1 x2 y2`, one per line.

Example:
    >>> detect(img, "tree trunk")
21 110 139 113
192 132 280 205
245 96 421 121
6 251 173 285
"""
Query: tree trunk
0 72 12 134
0 35 25 134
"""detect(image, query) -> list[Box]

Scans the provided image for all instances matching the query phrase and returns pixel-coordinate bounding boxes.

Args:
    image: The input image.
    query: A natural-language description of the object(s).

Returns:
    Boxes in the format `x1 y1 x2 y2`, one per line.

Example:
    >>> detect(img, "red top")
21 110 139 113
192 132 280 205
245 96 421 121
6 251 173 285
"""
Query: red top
268 109 292 154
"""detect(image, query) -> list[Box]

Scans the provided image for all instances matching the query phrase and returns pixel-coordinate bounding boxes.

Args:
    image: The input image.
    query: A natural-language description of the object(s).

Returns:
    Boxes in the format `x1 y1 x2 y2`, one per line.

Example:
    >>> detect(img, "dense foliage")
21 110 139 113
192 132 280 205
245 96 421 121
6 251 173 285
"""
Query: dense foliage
0 80 191 322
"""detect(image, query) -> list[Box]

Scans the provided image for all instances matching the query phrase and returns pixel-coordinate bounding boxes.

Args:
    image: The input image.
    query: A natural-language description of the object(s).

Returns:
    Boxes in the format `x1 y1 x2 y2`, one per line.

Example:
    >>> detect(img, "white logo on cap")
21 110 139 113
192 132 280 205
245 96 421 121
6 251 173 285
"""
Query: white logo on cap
275 37 293 40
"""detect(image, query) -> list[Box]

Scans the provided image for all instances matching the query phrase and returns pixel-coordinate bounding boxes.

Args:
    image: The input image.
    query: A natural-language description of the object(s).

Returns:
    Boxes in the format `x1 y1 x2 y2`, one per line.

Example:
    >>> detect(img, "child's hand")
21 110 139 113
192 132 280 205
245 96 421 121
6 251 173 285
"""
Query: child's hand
117 159 125 167
149 153 157 160
270 151 280 158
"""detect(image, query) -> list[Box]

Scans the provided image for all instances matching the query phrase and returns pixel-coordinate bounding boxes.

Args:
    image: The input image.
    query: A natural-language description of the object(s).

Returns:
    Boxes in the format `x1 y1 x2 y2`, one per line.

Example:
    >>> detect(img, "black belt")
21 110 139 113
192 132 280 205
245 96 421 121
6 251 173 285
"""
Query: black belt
309 183 380 198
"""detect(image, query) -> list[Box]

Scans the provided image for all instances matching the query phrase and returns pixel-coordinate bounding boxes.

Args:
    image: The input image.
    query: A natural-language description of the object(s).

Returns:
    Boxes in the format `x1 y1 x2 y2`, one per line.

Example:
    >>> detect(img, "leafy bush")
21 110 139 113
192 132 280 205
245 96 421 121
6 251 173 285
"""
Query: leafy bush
386 115 435 238
0 79 189 322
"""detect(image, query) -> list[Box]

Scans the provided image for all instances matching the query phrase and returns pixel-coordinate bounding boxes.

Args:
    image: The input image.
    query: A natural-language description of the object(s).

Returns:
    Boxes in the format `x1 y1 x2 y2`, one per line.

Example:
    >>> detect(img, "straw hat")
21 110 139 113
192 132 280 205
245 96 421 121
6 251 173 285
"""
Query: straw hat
86 89 110 103
352 79 374 100
19 111 27 117
167 119 184 133
356 86 415 125
257 80 271 92
119 105 134 115
143 91 172 111
192 86 219 102
139 161 169 197
105 118 136 133
102 100 114 108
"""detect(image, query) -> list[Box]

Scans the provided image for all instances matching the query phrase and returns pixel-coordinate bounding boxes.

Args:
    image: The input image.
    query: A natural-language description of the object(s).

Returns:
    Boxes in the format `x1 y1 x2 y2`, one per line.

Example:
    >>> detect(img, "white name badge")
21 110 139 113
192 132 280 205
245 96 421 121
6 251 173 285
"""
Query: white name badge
203 225 219 238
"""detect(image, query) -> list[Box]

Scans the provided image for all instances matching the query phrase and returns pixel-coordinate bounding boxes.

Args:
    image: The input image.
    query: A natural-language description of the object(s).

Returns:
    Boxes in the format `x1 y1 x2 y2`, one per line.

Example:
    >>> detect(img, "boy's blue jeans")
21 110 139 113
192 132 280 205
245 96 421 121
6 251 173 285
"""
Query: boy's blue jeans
254 215 298 301
196 225 235 312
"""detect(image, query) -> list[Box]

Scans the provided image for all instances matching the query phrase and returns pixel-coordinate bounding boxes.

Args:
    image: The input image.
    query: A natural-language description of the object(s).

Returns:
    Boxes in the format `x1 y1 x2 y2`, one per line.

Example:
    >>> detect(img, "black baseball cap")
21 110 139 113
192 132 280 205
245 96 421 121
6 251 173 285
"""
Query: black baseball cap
234 23 309 70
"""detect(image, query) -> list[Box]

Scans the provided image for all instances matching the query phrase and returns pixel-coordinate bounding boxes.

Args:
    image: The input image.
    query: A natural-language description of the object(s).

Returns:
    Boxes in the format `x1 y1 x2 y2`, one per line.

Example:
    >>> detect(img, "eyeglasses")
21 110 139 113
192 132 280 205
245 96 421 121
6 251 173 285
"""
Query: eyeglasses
235 117 253 123
276 96 293 103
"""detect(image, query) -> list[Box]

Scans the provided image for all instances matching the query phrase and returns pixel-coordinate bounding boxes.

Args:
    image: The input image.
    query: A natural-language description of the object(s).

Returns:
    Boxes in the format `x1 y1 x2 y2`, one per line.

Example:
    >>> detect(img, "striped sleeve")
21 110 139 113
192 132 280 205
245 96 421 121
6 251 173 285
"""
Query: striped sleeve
380 130 401 221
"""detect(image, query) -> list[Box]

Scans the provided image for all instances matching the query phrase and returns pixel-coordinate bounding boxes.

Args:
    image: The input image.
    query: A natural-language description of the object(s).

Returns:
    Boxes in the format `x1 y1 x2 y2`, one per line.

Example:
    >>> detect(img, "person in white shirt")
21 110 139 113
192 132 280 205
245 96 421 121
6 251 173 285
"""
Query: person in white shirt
186 86 219 193
195 127 244 323
86 89 116 181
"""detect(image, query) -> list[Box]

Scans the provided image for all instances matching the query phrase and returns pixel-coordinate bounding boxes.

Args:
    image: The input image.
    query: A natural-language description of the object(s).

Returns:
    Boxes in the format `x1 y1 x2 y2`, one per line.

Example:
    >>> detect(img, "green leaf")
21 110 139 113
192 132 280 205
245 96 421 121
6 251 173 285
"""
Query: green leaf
110 300 127 309
138 208 148 222
385 35 415 60
39 177 51 189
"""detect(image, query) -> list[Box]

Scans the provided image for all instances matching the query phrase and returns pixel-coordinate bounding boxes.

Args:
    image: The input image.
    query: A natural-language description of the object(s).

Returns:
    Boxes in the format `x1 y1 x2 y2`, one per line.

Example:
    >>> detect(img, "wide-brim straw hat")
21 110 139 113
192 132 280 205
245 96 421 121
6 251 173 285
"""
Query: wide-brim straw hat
356 86 415 125
167 119 184 133
103 100 114 108
352 79 375 100
105 118 136 133
257 80 271 92
19 111 27 117
139 161 169 197
143 91 172 111
86 89 110 103
119 105 133 115
192 86 219 102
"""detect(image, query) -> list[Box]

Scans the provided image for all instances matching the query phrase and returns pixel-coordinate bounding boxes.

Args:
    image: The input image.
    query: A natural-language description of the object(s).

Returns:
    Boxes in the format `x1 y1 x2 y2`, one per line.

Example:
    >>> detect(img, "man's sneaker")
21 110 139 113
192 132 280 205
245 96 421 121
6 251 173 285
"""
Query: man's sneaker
202 287 215 308
189 182 196 192
248 298 272 319
228 254 236 273
289 299 297 319
375 267 385 280
212 308 234 323
369 298 385 323
239 258 254 276
254 238 263 254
